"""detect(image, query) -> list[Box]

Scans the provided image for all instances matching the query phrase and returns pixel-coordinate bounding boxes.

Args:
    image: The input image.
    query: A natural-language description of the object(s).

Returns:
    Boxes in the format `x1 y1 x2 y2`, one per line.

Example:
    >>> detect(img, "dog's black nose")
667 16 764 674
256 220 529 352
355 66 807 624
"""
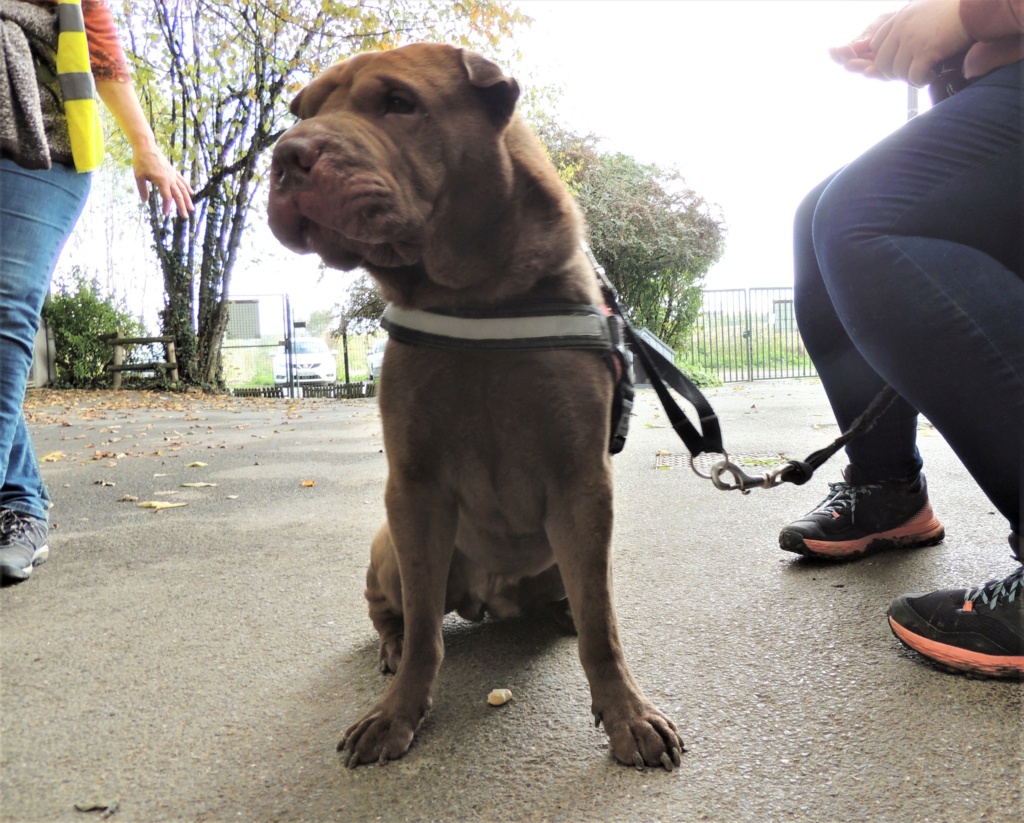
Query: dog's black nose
270 135 322 191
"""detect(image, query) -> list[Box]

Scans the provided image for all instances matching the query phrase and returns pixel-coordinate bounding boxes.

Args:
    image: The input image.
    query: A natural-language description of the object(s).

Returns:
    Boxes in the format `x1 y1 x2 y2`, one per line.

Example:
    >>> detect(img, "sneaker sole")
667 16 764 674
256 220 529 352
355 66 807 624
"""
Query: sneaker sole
0 544 49 582
888 615 1024 679
780 506 945 560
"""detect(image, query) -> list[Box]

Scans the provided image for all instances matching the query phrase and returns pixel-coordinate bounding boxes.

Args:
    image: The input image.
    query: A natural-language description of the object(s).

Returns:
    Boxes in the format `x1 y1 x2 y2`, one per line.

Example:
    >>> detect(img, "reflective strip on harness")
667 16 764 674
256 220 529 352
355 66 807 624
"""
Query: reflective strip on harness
381 303 613 351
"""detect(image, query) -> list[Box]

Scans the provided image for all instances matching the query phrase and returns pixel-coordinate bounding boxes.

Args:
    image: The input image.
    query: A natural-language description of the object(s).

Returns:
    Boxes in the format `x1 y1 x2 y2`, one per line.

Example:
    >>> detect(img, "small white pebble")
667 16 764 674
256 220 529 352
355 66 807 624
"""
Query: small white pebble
487 688 512 706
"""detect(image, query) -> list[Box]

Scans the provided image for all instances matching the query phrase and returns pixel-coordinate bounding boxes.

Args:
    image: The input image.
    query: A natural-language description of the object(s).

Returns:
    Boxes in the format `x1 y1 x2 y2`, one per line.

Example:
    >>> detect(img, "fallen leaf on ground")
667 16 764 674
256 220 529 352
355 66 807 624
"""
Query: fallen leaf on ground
74 799 119 817
41 451 65 462
301 480 315 487
137 501 188 510
186 461 208 468
117 494 139 502
180 482 218 488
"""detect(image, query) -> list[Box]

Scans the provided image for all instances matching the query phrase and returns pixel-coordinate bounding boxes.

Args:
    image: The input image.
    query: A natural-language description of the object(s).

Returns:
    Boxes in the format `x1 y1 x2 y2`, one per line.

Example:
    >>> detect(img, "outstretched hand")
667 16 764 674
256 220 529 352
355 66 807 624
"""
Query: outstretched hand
133 147 194 218
93 78 196 218
830 0 973 86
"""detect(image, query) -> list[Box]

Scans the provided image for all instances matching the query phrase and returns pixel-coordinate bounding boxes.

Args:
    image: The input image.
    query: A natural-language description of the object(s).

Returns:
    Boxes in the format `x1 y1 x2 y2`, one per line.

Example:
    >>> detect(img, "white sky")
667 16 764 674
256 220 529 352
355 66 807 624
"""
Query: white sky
60 0 923 328
509 0 923 290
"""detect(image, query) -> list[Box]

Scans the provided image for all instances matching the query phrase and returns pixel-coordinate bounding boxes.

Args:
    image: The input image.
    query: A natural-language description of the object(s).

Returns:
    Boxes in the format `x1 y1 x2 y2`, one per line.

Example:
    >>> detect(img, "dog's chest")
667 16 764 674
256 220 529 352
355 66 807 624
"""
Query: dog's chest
378 345 612 550
378 345 612 447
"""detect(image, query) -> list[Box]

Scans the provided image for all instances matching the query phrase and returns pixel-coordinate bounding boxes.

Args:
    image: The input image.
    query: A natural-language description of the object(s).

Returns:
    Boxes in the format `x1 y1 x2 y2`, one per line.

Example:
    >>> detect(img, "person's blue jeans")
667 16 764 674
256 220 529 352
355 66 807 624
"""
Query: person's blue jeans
0 158 91 521
793 60 1023 544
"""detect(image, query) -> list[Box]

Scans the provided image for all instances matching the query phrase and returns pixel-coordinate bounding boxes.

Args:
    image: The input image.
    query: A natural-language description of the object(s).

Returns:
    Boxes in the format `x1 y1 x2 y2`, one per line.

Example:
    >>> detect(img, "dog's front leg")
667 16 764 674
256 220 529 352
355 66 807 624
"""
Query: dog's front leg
339 482 456 767
546 484 685 771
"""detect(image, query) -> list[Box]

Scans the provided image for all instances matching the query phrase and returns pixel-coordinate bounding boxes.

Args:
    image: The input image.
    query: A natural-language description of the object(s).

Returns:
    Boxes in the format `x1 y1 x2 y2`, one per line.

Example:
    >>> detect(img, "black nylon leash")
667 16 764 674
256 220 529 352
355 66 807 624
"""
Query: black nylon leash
611 291 724 458
582 243 898 493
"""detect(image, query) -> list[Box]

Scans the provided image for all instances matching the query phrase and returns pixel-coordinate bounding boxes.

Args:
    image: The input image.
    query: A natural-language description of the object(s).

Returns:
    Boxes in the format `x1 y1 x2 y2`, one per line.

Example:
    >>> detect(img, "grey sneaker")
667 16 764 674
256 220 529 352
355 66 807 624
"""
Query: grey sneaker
0 509 49 583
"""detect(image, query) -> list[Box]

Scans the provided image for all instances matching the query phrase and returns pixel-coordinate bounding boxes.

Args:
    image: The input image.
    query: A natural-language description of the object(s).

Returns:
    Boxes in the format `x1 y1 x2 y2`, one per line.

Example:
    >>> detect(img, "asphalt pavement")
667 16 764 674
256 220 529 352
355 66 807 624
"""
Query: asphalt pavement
2 379 1021 822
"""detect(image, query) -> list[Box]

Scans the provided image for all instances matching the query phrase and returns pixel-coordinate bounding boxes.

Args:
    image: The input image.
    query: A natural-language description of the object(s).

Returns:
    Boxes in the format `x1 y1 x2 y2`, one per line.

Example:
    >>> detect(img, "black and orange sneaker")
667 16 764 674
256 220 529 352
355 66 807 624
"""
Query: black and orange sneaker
779 468 945 560
887 565 1023 679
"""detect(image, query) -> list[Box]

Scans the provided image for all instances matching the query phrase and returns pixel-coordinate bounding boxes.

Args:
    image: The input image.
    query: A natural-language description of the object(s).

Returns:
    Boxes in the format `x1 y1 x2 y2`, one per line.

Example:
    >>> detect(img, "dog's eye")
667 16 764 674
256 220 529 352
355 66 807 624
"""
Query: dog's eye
384 93 415 115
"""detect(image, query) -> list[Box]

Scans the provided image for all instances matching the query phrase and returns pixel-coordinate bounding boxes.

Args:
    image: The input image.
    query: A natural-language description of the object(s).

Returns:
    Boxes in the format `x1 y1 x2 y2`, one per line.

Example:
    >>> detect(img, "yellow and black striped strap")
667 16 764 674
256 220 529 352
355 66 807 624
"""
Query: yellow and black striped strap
56 0 103 172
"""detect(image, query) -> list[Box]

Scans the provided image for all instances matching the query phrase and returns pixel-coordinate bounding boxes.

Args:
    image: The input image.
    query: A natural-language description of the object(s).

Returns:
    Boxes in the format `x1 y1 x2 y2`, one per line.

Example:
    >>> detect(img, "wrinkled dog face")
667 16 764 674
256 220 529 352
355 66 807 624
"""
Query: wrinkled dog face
267 44 519 275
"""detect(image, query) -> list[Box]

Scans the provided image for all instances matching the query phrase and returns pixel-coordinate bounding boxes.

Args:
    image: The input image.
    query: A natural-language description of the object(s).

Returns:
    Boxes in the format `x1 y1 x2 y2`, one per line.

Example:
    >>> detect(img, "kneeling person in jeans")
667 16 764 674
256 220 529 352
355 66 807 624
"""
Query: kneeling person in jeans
780 0 1022 679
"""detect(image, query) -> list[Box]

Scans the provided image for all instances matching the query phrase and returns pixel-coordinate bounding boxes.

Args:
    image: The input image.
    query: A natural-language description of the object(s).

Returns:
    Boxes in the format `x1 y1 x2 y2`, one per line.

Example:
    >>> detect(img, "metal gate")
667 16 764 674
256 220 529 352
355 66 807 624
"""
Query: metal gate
222 294 385 392
688 288 816 382
221 294 290 389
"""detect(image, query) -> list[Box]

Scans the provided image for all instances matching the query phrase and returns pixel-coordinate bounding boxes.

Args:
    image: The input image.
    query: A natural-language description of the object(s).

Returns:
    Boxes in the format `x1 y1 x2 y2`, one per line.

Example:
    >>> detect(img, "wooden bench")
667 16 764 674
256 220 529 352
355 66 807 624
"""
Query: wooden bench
100 333 179 389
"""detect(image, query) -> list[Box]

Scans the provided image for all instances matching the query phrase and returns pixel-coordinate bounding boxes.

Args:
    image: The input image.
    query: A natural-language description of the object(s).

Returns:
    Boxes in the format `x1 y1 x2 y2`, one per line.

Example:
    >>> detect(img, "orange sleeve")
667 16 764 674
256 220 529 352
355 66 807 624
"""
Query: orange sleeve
959 0 1024 40
960 0 1024 77
82 0 131 82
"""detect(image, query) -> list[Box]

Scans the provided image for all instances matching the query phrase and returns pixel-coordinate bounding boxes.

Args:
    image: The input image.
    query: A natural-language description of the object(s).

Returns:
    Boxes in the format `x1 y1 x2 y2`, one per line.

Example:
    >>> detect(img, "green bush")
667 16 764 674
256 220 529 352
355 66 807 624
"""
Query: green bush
41 270 147 387
676 361 723 389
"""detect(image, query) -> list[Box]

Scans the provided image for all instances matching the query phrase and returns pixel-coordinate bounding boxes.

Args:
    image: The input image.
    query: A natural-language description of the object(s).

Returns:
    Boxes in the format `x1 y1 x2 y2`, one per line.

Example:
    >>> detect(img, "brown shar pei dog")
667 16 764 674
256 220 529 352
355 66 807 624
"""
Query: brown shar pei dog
267 42 684 771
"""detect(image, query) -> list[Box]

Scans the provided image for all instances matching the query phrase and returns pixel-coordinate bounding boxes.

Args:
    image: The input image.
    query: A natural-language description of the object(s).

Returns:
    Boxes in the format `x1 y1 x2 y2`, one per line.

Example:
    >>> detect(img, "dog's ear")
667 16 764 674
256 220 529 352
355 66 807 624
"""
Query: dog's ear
461 50 520 126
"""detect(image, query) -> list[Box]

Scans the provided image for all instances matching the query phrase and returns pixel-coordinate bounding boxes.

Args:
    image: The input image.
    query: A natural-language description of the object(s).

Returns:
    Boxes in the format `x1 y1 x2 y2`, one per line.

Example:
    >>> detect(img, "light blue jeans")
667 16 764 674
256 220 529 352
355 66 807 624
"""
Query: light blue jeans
0 157 91 521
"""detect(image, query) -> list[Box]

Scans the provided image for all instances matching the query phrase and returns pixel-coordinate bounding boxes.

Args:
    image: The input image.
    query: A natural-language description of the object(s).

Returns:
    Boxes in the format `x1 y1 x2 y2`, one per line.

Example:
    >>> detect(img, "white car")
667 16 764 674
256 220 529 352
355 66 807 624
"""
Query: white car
272 338 337 385
366 338 387 380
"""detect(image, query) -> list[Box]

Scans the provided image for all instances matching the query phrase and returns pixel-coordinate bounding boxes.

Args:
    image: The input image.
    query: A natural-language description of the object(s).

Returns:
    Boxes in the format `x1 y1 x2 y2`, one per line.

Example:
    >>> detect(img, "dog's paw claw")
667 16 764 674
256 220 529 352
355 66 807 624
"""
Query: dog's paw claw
660 752 675 772
378 748 389 766
632 752 645 772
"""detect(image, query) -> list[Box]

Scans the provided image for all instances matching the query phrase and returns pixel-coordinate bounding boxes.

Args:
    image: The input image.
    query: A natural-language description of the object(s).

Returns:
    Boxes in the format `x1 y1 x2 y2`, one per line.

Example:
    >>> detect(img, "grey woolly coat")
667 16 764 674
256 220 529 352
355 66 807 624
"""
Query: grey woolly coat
0 0 73 169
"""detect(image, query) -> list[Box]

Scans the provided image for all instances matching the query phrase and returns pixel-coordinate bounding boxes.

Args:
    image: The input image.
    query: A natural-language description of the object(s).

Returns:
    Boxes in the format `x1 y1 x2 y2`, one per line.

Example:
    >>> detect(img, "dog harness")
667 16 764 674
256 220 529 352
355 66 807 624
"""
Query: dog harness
380 302 634 454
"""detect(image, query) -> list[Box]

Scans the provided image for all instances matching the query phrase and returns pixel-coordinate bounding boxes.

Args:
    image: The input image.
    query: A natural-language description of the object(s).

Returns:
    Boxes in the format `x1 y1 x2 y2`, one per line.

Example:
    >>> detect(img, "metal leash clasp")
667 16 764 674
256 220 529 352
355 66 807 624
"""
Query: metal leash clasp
690 452 790 495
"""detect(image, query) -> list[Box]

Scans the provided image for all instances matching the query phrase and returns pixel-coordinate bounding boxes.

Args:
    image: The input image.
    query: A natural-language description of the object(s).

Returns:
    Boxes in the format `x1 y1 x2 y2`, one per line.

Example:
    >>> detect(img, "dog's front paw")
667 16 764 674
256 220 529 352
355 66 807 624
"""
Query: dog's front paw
596 701 686 772
337 704 421 768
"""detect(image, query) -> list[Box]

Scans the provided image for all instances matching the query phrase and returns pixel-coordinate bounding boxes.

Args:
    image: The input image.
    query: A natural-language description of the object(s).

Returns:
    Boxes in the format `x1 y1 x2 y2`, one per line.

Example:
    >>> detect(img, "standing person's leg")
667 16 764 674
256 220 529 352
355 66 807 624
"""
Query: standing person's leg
809 61 1023 678
0 158 91 583
780 178 944 560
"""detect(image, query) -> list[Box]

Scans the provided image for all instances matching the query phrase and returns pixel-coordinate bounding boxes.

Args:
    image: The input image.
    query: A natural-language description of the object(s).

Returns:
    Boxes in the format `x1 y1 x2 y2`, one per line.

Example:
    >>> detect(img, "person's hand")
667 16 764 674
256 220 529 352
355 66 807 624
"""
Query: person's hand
94 78 195 217
132 145 194 218
831 0 973 86
829 12 894 74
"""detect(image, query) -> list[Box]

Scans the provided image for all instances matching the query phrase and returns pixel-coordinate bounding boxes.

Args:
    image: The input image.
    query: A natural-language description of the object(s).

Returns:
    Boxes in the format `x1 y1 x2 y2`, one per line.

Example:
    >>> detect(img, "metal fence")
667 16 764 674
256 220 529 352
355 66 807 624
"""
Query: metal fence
220 294 288 389
687 288 816 382
220 287 814 390
222 294 385 390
